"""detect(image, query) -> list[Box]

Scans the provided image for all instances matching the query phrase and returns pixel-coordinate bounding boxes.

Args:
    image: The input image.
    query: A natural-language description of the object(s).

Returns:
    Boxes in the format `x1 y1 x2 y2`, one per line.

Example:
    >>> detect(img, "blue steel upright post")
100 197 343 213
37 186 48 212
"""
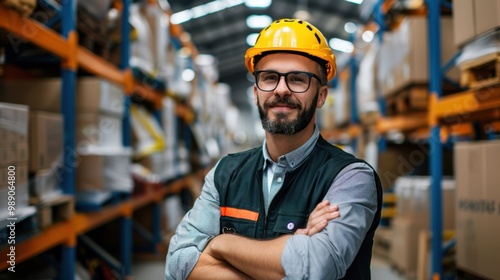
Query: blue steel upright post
60 0 77 279
374 0 387 152
120 0 133 276
427 0 444 278
349 32 359 153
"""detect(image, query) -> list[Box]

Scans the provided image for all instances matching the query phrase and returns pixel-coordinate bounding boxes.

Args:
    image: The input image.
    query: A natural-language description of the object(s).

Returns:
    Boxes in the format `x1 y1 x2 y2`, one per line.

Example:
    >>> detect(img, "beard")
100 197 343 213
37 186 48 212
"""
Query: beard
257 91 319 135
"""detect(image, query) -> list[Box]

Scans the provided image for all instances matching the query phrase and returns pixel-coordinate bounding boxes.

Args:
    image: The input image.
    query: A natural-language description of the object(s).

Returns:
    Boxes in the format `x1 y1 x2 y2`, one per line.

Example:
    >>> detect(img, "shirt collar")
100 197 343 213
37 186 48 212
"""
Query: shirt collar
262 125 320 171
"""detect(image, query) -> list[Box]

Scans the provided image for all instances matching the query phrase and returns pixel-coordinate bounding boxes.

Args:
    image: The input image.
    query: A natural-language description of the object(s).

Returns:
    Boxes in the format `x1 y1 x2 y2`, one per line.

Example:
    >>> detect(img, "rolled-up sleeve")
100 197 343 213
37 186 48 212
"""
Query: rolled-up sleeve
165 166 221 280
281 162 378 279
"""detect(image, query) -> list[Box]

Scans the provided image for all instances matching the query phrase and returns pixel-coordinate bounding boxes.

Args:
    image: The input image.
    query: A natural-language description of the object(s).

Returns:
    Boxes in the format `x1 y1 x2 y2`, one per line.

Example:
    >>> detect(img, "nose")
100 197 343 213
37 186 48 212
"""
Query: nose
275 76 290 94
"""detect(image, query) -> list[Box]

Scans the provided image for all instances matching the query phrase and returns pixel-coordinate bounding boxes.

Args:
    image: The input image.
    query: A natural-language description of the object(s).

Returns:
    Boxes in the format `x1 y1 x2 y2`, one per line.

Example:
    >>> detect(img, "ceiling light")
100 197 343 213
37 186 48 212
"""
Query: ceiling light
182 69 195 82
329 38 354 53
246 15 272 28
293 10 311 21
361 30 374 42
345 0 363 4
245 0 272 8
246 33 260 46
344 22 357 34
171 10 193 24
171 0 245 24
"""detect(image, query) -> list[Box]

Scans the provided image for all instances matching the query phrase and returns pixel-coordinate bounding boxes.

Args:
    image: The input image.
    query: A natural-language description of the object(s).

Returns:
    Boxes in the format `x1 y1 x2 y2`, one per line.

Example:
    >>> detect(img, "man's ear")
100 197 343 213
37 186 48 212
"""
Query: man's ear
253 85 259 105
316 86 328 108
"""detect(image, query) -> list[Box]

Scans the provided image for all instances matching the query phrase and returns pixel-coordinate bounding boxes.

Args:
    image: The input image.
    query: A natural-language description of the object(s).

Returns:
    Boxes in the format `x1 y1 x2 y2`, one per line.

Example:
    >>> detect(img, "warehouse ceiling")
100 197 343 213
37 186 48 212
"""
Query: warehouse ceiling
167 0 376 110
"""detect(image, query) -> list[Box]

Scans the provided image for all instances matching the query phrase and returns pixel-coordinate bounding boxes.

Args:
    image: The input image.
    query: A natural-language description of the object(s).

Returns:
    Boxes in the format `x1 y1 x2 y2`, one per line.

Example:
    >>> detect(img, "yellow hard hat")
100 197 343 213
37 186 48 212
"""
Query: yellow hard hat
245 19 336 81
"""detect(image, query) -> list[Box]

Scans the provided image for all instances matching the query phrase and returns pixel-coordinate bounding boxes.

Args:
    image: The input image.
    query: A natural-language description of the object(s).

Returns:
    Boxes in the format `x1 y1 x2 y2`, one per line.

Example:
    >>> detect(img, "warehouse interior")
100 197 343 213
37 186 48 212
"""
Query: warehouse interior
0 0 499 279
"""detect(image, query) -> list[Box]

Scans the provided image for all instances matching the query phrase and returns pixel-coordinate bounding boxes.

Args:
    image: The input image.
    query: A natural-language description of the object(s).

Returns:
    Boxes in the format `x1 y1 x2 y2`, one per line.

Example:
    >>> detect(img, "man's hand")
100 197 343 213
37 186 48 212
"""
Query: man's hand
294 200 339 236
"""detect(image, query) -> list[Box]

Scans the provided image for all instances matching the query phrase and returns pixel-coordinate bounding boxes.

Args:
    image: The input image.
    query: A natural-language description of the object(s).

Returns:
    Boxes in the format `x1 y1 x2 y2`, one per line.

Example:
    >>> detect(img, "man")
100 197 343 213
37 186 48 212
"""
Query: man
166 19 382 279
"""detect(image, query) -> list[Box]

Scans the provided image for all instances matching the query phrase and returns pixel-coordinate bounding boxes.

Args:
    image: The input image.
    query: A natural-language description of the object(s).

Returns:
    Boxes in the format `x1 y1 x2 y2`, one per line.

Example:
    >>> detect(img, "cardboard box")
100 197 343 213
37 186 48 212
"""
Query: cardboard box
76 149 133 193
454 140 500 280
453 0 500 47
389 218 420 277
378 16 458 96
474 0 500 36
0 143 16 167
453 0 476 47
16 164 28 184
76 113 123 148
0 77 124 116
29 111 64 171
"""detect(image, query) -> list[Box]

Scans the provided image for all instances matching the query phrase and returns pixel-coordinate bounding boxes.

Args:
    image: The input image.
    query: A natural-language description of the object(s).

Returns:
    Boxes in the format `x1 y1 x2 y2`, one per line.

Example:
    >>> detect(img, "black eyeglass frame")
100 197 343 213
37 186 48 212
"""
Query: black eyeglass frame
253 70 323 93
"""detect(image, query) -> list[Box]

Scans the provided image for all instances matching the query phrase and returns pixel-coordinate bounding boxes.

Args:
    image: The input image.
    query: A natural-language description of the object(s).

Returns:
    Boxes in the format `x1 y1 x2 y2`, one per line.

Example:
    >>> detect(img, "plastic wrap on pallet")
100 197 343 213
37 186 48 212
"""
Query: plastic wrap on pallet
356 40 379 114
456 29 500 66
130 3 155 75
30 165 63 203
0 102 28 145
145 2 170 79
76 147 133 193
160 97 179 181
394 176 456 230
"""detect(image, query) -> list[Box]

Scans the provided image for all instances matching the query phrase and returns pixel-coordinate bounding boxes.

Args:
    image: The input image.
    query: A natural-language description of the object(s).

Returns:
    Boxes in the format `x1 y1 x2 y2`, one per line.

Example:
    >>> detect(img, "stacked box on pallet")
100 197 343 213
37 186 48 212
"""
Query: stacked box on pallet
377 16 459 105
453 0 500 48
74 78 132 200
28 111 64 203
390 176 456 278
454 0 500 89
0 102 35 229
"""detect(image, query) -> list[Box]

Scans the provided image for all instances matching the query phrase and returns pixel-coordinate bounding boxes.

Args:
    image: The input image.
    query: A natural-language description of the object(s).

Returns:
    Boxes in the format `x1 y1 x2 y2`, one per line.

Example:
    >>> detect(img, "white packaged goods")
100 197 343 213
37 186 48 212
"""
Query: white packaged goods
129 3 155 75
0 102 28 146
76 147 133 193
377 16 458 96
76 113 122 148
356 40 379 114
456 29 500 66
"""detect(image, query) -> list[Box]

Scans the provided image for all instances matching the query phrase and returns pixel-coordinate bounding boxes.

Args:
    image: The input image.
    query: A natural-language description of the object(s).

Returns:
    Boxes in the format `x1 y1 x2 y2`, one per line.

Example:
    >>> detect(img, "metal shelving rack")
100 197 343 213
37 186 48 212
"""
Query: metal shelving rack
0 1 197 278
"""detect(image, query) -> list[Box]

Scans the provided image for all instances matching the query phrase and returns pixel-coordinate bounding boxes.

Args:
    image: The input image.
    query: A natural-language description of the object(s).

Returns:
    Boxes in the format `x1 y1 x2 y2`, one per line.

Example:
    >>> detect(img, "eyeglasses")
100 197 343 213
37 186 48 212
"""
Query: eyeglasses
253 70 322 93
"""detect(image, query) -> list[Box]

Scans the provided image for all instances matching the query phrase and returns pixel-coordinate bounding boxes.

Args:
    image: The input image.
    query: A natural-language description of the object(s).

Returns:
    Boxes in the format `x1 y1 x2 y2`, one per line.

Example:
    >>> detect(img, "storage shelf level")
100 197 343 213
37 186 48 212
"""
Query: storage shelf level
0 4 194 119
0 176 194 271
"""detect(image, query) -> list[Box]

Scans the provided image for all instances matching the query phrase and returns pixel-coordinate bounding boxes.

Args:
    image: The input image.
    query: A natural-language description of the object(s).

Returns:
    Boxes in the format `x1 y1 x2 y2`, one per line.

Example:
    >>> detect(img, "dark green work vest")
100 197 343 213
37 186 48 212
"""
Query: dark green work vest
214 136 382 279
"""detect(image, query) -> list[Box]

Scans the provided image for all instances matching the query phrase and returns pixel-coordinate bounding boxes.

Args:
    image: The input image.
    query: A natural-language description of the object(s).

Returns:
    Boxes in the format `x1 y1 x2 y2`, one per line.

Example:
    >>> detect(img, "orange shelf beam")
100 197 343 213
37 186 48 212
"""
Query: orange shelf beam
0 222 72 270
321 124 362 141
376 112 428 134
0 5 69 59
431 86 500 121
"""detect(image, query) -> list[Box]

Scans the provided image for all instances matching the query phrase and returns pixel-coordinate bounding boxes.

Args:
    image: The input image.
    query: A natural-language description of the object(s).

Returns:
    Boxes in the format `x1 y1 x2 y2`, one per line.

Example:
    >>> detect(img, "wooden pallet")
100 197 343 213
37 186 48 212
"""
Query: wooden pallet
460 52 500 90
386 85 429 116
37 194 74 229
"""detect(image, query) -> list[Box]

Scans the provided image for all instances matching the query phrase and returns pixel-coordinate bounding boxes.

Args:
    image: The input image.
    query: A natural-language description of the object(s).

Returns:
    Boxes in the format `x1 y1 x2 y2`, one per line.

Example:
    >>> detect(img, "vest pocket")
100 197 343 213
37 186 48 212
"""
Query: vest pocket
273 212 308 234
220 216 257 236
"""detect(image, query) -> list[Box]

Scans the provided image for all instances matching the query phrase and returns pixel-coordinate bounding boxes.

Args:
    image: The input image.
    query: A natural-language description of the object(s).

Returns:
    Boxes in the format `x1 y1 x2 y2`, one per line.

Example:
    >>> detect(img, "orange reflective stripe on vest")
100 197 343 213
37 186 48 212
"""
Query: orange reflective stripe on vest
220 207 259 221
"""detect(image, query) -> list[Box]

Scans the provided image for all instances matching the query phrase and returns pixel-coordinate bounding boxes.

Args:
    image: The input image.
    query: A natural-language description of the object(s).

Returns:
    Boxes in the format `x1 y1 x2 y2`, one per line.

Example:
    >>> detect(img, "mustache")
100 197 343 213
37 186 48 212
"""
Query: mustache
264 96 300 109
